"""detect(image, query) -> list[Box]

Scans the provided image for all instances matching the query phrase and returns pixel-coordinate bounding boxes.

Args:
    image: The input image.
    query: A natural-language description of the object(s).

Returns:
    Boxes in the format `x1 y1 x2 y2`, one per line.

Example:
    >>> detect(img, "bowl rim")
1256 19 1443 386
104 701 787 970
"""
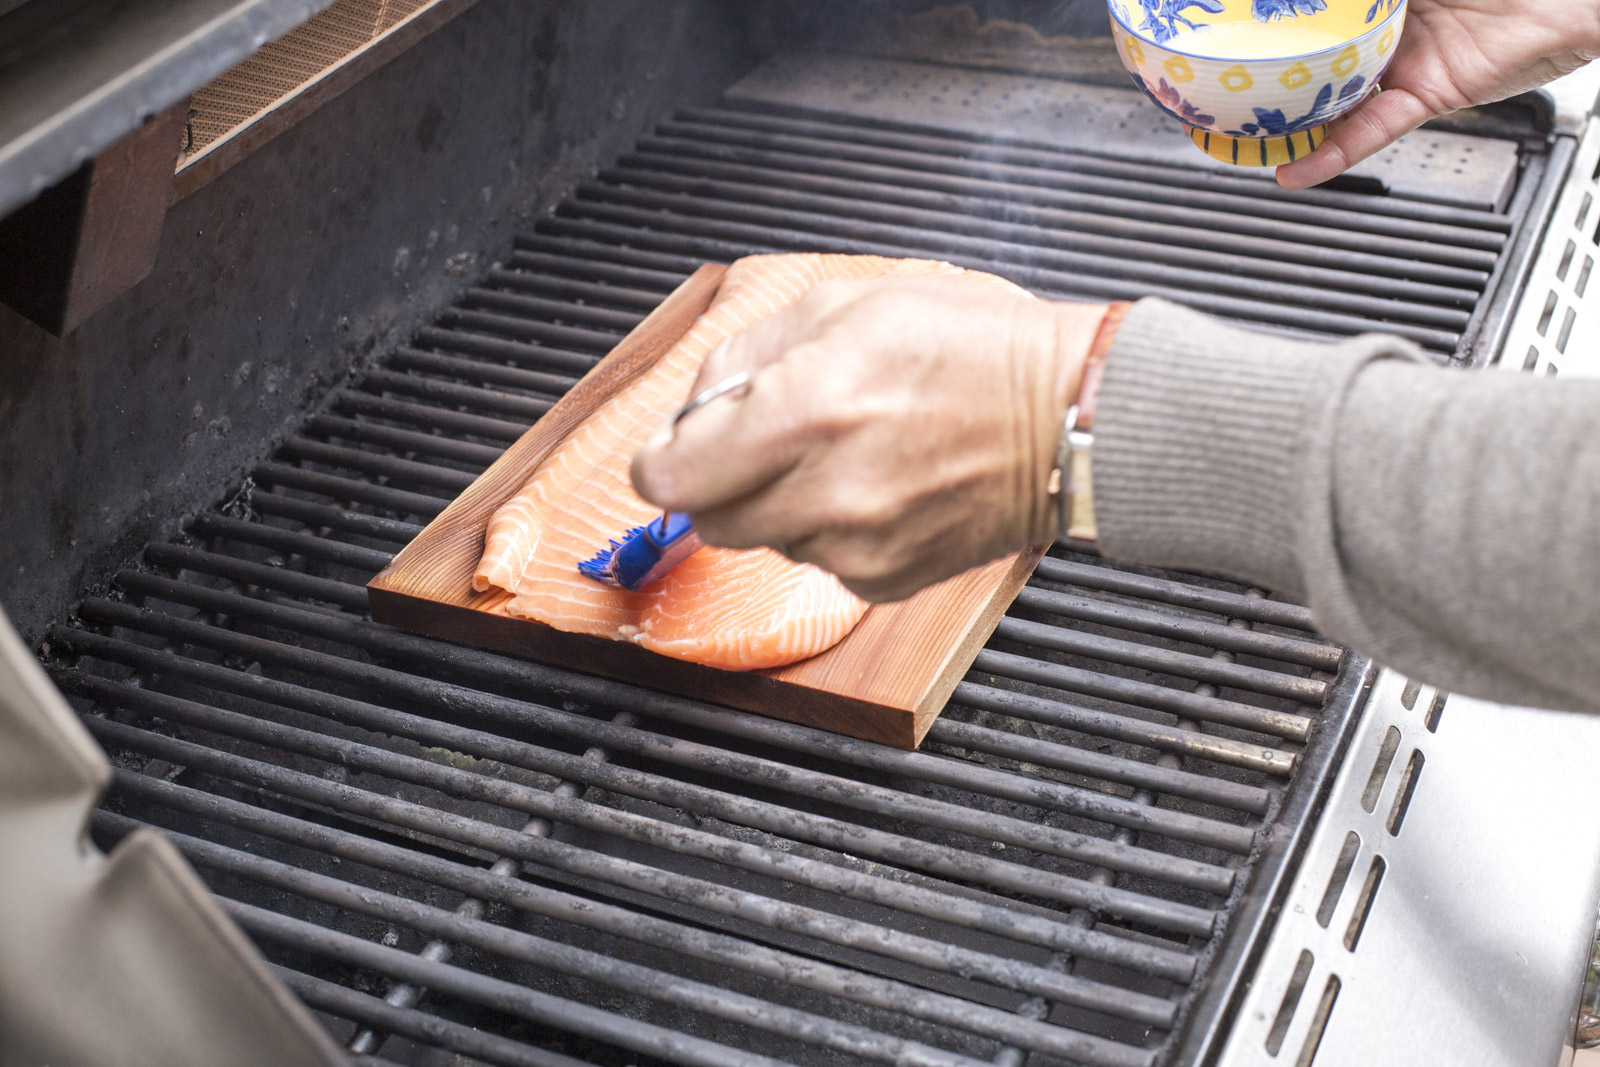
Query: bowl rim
1107 0 1407 63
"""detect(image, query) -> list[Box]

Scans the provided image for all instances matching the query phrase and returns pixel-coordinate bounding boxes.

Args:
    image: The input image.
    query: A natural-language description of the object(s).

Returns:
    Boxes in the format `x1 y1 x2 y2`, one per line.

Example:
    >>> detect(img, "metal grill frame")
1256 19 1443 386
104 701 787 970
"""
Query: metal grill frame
41 63 1559 1065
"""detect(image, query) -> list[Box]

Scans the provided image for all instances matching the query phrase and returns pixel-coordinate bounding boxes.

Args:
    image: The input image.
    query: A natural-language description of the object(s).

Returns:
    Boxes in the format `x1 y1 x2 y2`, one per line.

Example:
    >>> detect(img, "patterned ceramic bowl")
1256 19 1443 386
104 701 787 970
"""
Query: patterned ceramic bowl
1107 0 1407 167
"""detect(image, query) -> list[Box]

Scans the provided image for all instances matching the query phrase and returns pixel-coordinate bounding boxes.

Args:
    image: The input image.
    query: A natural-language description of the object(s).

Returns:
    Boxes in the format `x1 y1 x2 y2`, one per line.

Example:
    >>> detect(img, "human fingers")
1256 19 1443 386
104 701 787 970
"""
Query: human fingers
687 279 862 399
631 350 823 514
689 310 797 406
1275 86 1436 190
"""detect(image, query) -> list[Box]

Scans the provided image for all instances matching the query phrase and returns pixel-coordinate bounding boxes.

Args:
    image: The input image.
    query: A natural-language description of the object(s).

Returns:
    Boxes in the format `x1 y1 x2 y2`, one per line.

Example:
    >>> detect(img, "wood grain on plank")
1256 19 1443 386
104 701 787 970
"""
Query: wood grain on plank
370 263 1043 749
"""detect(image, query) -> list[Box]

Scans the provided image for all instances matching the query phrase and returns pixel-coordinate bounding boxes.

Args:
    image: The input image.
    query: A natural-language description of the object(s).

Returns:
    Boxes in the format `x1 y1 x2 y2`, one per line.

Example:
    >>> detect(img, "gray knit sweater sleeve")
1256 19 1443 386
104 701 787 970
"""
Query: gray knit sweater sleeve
1093 298 1600 713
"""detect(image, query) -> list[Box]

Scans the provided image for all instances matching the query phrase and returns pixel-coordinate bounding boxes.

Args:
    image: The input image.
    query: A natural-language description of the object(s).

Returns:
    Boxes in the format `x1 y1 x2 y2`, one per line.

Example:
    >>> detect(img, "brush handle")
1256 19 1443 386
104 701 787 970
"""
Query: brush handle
612 512 705 591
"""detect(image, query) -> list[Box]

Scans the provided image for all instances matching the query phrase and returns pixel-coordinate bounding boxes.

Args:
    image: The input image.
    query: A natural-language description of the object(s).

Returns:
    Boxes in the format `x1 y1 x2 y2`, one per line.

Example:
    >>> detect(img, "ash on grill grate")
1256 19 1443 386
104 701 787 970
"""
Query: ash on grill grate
48 84 1511 1067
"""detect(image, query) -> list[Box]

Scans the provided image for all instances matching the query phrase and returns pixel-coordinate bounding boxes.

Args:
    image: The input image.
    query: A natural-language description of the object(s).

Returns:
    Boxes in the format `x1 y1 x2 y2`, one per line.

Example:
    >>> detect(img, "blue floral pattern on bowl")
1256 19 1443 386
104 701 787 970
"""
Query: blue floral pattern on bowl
1365 0 1399 22
1253 0 1328 19
1227 74 1365 136
1135 0 1226 44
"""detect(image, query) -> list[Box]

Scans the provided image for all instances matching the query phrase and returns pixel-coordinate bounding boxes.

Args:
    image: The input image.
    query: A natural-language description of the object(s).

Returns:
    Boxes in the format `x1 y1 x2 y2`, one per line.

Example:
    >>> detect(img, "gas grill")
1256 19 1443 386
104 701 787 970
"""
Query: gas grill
5 3 1600 1065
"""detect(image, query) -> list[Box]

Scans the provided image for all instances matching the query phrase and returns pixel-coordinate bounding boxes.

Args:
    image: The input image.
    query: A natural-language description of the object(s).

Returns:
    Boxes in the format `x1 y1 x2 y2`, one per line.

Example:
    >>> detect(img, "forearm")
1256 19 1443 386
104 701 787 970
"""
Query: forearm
1092 299 1600 712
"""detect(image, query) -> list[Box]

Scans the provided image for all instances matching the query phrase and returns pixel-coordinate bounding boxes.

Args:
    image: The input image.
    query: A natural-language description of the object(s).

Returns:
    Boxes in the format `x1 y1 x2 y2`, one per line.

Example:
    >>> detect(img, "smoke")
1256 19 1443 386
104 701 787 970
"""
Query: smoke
745 0 1114 60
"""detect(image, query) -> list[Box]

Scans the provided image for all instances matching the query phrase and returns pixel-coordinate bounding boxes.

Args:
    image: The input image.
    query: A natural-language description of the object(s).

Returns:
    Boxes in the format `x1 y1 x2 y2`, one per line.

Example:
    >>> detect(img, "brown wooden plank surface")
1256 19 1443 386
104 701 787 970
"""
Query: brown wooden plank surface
370 263 1043 748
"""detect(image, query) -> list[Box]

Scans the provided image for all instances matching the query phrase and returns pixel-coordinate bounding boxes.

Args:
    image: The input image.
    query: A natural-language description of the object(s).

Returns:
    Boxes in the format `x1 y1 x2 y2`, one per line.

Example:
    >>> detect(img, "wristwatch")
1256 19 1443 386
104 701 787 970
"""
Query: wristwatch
1051 302 1131 542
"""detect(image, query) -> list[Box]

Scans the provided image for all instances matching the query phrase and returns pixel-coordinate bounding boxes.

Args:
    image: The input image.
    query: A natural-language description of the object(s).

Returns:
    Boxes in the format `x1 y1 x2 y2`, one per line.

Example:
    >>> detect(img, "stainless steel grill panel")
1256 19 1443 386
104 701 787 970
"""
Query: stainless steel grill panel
48 79 1535 1066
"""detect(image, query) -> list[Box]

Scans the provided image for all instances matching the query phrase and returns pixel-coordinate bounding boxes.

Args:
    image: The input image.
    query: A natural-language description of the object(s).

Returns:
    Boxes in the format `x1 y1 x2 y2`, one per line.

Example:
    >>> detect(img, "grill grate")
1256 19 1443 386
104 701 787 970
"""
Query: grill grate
46 89 1526 1065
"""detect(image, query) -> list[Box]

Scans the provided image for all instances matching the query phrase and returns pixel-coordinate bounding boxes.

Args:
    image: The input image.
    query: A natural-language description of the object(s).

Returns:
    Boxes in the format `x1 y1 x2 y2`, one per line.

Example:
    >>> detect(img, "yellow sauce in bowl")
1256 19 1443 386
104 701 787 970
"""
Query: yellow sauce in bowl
1174 20 1350 59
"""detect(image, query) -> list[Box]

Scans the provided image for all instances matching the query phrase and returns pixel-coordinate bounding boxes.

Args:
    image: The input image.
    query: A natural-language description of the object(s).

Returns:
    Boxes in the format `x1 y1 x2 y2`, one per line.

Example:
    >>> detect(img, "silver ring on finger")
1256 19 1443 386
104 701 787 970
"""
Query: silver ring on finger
674 371 753 427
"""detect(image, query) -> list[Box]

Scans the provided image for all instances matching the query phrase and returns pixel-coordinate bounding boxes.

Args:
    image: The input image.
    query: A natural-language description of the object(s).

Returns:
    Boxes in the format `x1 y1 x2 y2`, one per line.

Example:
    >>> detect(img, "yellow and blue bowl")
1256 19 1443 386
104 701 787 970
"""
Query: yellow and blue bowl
1106 0 1408 167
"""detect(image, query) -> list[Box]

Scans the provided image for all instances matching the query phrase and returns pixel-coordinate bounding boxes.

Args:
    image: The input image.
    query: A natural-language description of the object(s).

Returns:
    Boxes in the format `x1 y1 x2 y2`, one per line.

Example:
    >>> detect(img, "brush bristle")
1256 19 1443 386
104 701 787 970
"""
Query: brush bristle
576 525 649 588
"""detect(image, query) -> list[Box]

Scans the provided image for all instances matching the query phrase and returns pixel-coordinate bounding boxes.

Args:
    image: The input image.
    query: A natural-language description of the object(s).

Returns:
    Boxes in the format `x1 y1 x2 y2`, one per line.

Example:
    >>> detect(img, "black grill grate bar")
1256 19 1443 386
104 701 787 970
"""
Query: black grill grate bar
1037 555 1317 631
175 531 382 587
278 966 600 1067
67 631 1201 981
302 413 510 468
192 511 399 571
333 390 532 443
149 526 1299 798
482 267 674 311
517 231 759 277
218 900 810 1067
166 471 1320 761
949 682 1296 777
358 370 557 421
1013 586 1340 671
74 592 1250 881
78 592 1248 899
459 289 647 333
246 493 425 544
279 439 478 493
91 814 1086 1067
151 503 1319 766
536 212 1463 352
675 107 1514 236
924 716 1268 814
564 187 1473 335
186 521 406 579
973 648 1309 742
95 782 1184 1050
629 134 1500 279
335 728 617 1058
389 348 582 397
602 158 1484 304
413 327 604 376
508 243 702 284
996 616 1327 707
255 461 448 519
231 905 1027 1067
143 543 368 612
130 530 1299 788
80 716 1189 1052
437 308 623 353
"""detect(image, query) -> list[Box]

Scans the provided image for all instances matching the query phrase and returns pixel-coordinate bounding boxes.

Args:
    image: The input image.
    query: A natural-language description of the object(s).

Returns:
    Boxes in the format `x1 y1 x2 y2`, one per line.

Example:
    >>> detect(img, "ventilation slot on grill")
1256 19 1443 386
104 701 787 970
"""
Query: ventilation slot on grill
176 0 477 196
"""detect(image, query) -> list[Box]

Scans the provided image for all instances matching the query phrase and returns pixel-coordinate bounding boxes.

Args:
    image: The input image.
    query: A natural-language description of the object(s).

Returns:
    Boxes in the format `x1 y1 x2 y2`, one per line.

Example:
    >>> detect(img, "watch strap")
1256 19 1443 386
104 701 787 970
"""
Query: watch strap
1052 301 1132 541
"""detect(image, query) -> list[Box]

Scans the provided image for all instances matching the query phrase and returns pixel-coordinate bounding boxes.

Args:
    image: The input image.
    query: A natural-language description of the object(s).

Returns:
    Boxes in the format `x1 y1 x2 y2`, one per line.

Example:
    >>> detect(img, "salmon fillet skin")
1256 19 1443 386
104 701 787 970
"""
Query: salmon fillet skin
472 253 1029 671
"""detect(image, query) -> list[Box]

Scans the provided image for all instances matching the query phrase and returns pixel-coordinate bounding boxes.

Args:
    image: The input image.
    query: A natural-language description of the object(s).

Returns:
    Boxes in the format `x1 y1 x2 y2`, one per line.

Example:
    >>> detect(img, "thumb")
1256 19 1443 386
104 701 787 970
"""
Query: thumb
1275 86 1436 190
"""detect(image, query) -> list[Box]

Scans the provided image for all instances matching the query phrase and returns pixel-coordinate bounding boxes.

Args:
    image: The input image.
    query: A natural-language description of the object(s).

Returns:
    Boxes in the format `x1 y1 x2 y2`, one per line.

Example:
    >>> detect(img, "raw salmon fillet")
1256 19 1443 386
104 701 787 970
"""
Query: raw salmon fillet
473 253 1031 671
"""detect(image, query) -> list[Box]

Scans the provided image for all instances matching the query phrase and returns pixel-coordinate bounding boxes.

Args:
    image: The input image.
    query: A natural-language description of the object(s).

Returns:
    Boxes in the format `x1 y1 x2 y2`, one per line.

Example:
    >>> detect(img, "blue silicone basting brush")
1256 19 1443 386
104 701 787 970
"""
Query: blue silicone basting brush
576 370 751 593
578 511 706 592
